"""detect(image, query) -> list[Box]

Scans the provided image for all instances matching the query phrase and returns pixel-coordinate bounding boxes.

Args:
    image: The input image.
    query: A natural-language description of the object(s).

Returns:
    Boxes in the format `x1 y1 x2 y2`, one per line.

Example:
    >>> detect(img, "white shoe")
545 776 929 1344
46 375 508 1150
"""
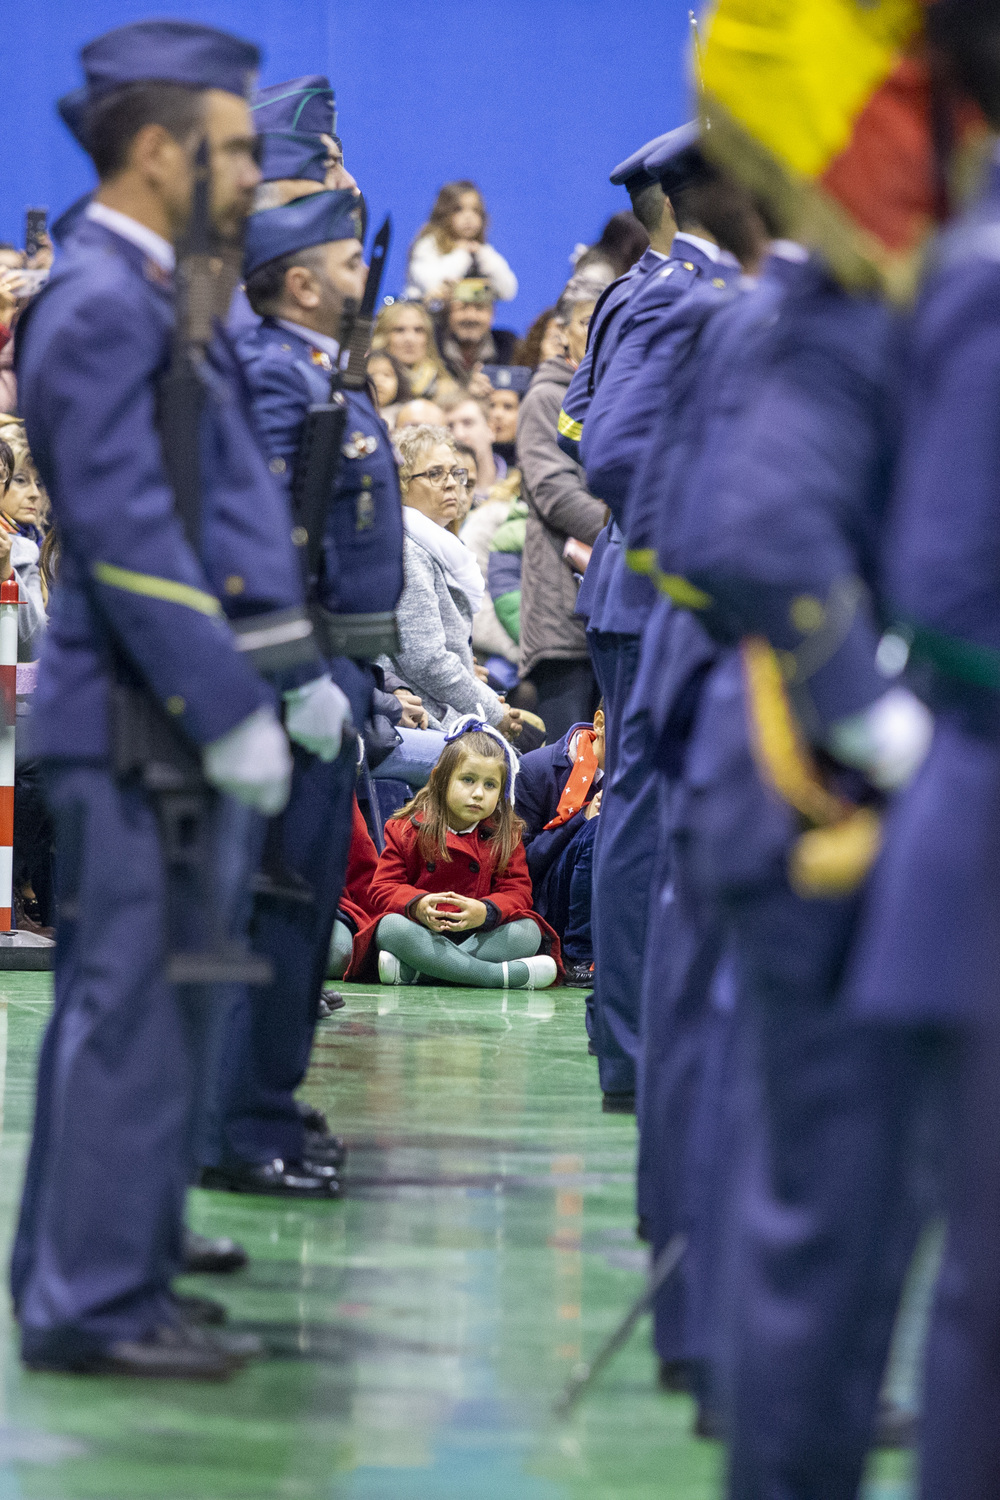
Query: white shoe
502 955 557 990
378 951 418 985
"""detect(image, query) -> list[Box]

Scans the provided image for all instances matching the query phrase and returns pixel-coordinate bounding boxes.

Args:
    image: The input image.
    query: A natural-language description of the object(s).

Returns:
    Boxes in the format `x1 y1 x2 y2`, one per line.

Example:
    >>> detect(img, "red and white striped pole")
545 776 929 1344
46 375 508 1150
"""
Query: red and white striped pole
0 578 19 932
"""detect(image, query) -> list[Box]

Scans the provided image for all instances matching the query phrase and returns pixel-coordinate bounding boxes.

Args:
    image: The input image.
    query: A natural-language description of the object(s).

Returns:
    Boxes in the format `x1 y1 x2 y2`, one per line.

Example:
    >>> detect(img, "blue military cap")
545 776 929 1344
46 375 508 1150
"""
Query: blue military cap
78 20 259 104
253 75 336 138
644 122 711 196
258 131 329 184
609 131 677 195
244 189 364 277
57 87 89 148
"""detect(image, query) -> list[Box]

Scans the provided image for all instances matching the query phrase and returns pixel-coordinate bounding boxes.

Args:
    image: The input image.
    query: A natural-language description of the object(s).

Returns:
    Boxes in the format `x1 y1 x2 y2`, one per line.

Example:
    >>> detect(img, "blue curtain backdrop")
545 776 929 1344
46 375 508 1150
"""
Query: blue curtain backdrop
1 0 694 332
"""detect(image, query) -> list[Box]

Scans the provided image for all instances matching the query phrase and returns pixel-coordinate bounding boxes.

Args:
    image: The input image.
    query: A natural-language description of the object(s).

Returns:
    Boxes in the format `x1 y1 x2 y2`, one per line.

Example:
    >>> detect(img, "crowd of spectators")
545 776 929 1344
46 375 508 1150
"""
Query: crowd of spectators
0 175 649 970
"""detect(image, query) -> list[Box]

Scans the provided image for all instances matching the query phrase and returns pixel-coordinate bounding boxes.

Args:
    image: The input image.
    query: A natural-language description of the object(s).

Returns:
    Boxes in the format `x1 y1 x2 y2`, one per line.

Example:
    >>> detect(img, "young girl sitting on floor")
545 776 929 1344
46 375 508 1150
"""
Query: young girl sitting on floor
347 719 560 990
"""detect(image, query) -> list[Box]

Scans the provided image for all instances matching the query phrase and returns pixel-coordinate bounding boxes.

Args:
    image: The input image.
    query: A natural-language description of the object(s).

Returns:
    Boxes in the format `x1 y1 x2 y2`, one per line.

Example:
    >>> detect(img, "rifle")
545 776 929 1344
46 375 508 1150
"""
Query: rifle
291 216 393 616
110 138 270 987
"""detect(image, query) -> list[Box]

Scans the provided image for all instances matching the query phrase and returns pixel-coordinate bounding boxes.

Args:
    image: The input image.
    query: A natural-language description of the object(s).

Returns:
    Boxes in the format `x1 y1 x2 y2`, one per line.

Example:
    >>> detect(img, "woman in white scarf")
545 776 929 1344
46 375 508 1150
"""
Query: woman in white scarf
382 426 522 740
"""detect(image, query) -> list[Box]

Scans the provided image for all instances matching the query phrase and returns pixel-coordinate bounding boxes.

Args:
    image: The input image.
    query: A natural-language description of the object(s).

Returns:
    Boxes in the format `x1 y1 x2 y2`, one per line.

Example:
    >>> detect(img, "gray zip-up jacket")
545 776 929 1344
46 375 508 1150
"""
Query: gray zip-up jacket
378 532 505 732
517 358 606 677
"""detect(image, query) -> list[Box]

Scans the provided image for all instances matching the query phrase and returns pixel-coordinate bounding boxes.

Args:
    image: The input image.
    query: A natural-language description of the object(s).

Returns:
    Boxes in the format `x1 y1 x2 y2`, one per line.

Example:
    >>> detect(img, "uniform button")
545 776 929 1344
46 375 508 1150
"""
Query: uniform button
269 456 286 475
165 695 185 716
224 575 245 595
712 277 726 288
281 343 291 351
291 525 308 547
683 261 695 270
790 594 826 633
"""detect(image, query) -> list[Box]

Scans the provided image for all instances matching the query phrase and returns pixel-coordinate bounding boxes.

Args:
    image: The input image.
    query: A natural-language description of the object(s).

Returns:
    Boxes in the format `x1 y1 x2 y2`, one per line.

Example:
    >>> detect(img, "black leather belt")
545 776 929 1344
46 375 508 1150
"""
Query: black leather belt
315 608 400 661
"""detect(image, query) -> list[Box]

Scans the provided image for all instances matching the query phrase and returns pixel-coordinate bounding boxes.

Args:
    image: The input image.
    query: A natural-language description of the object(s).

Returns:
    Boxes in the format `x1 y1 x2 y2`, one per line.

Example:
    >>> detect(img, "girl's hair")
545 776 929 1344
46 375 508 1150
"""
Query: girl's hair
417 180 488 255
370 301 453 396
396 731 524 871
372 298 435 356
394 423 458 490
365 350 412 408
513 306 556 369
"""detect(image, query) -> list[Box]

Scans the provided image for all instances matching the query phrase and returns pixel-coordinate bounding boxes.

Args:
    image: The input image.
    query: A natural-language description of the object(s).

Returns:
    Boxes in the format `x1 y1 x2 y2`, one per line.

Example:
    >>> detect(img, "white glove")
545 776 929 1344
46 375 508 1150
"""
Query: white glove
202 704 293 815
283 674 352 762
826 686 934 792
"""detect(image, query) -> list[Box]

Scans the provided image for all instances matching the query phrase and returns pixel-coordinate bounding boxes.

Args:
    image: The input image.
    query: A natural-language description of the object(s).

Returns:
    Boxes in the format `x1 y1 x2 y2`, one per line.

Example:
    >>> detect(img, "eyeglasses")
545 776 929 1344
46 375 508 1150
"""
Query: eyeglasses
409 465 469 489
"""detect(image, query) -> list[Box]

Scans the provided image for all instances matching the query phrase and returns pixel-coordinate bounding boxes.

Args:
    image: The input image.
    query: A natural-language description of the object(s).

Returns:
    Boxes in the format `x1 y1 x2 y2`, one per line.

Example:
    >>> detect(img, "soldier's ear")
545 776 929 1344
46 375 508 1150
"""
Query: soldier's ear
284 263 321 311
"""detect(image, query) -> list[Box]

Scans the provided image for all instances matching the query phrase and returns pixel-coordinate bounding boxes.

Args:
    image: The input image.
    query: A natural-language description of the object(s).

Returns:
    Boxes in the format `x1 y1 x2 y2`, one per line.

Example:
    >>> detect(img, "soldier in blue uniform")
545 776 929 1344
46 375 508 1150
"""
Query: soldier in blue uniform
556 130 681 468
228 74 358 339
666 233 938 1485
579 131 763 1110
616 248 801 1417
846 5 1000 1491
206 190 403 1196
9 21 353 1380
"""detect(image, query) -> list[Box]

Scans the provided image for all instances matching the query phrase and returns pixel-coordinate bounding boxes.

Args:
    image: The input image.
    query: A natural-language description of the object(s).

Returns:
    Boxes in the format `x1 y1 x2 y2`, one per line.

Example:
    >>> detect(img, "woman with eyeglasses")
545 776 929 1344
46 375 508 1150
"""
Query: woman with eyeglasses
380 425 523 744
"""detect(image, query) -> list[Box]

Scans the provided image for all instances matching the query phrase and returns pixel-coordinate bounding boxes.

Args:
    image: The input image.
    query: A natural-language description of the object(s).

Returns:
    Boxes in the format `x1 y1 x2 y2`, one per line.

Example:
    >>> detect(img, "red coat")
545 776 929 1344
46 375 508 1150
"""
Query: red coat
337 796 381 932
346 813 562 981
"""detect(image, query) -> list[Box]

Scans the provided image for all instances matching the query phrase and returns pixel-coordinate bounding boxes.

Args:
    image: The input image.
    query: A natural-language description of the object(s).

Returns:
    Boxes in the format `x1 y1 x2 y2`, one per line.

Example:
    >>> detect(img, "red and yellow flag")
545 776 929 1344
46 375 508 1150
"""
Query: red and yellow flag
698 0 987 301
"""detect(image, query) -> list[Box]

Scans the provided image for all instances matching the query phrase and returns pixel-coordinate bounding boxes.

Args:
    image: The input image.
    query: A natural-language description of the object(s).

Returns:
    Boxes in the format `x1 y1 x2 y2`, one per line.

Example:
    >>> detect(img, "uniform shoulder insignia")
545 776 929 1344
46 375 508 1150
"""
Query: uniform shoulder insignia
310 348 334 372
343 430 378 460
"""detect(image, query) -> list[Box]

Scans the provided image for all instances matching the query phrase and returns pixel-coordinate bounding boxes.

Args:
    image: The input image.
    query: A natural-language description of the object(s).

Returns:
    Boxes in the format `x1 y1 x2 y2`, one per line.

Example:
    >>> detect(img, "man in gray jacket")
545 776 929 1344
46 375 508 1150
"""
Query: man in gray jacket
517 274 609 741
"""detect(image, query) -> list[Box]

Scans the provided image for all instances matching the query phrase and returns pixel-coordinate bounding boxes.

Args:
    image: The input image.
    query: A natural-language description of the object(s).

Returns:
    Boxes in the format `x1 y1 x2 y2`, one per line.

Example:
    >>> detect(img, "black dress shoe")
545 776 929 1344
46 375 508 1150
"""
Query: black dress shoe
173 1292 227 1326
587 1039 597 1056
200 1159 343 1199
602 1091 636 1114
297 1102 329 1134
658 1358 690 1393
564 961 595 989
304 1128 347 1167
319 987 346 1016
24 1323 251 1381
182 1230 248 1275
693 1403 727 1441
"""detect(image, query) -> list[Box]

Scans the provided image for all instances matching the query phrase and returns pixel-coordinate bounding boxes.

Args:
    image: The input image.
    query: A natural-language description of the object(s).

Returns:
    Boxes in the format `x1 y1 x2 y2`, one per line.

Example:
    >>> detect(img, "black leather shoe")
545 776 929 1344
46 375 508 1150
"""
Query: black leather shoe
602 1091 636 1114
304 1128 346 1167
693 1403 727 1441
658 1358 690 1393
297 1102 329 1134
182 1230 248 1275
587 1039 597 1056
564 961 595 989
318 987 346 1016
173 1292 226 1326
200 1159 343 1199
25 1323 251 1381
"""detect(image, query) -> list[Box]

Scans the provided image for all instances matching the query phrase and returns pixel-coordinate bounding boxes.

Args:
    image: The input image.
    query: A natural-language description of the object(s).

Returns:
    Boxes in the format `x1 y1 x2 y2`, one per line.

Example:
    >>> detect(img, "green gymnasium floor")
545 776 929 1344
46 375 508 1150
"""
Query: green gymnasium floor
0 974 912 1499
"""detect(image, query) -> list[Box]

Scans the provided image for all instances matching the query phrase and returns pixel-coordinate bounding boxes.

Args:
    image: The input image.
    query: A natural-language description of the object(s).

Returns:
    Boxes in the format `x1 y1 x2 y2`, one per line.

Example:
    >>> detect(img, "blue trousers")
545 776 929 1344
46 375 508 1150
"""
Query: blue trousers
12 763 260 1360
638 795 731 1374
533 815 597 964
588 631 659 1095
724 882 941 1500
210 741 356 1165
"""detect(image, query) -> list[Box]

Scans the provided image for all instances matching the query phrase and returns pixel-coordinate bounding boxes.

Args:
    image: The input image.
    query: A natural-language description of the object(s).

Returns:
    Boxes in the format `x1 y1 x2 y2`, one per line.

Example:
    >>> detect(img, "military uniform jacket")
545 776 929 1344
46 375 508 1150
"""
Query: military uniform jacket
848 163 1000 1024
236 317 405 725
17 218 319 760
680 257 900 735
556 246 667 464
559 248 667 632
581 240 740 637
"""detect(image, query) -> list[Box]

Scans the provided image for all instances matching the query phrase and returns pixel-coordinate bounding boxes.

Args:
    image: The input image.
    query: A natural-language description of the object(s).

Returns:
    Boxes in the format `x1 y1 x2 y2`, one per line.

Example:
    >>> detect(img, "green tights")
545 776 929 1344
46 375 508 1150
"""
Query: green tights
376 914 541 988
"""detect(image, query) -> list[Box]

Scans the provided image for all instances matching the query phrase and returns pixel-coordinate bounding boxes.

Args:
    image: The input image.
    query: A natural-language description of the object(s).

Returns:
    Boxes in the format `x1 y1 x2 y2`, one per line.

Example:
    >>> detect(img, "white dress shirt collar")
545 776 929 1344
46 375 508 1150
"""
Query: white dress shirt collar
86 202 175 272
